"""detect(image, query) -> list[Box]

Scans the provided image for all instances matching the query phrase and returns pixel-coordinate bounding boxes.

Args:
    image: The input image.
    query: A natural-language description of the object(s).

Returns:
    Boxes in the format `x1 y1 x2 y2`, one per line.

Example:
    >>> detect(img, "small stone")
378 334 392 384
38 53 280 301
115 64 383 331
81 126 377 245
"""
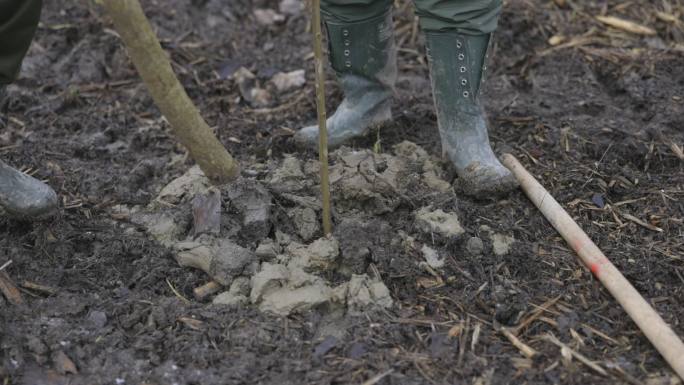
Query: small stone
228 277 251 296
492 233 515 256
87 310 107 329
224 179 272 243
414 207 465 238
191 188 221 236
268 156 308 193
175 238 255 285
259 283 332 315
155 165 210 205
290 206 319 241
271 70 306 93
250 263 289 303
345 274 393 315
255 239 280 261
253 9 285 26
26 336 48 355
393 141 429 161
466 237 484 256
421 244 444 269
129 210 189 247
212 292 248 306
279 0 303 15
287 237 339 273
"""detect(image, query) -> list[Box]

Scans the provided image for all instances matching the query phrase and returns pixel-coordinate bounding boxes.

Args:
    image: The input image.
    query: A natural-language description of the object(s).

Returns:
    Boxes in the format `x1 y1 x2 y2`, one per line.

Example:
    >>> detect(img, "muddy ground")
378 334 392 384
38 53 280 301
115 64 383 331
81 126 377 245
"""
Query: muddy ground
1 0 684 384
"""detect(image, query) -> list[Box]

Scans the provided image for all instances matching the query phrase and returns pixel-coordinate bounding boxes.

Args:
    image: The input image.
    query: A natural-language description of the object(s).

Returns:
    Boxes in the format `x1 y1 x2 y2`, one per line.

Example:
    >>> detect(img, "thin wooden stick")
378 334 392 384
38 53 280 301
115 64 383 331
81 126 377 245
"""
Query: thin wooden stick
193 281 221 301
21 281 58 296
500 327 537 359
544 333 608 376
310 0 332 236
503 154 684 380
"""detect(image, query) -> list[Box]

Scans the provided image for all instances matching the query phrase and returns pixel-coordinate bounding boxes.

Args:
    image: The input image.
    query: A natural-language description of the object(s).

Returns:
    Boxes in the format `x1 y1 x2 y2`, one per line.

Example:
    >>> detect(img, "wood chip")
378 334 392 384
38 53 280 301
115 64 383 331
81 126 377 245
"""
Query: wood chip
471 323 481 351
671 142 684 160
53 350 78 374
0 271 23 305
193 281 221 301
21 281 58 296
595 16 656 36
178 316 205 330
361 369 394 385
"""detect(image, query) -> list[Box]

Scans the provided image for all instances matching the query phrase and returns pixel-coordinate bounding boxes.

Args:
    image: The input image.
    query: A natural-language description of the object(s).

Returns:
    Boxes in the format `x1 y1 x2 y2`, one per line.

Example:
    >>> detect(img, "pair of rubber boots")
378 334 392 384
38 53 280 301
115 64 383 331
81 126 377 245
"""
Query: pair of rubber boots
0 86 58 220
294 11 517 196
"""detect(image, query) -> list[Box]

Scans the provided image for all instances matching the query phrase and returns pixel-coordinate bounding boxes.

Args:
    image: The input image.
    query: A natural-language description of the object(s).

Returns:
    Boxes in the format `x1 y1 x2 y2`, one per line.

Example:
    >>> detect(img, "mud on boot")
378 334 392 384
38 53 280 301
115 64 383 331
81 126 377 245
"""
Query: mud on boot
0 159 58 220
426 31 517 196
294 10 397 150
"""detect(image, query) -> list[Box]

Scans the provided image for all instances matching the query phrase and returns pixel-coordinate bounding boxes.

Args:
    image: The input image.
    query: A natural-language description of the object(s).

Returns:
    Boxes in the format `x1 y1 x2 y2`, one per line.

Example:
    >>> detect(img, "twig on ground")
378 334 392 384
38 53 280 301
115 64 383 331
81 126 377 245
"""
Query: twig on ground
0 259 12 272
21 281 58 296
500 327 538 358
193 281 221 301
544 333 608 376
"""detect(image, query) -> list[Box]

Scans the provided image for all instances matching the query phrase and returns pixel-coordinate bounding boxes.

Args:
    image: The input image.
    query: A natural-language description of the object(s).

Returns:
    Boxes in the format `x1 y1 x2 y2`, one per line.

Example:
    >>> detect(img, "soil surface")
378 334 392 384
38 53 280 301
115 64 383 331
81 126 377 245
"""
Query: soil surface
1 0 684 384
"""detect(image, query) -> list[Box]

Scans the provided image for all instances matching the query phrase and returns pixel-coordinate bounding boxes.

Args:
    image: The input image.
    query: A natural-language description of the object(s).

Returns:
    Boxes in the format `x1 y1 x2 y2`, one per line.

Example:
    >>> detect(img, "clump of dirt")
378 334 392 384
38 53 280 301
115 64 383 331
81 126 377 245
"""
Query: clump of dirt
128 141 450 317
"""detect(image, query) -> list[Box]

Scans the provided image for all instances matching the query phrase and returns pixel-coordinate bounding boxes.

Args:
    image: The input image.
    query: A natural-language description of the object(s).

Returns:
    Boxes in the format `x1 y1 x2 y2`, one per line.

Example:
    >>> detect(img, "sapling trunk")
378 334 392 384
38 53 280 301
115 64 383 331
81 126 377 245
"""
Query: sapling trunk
101 0 239 184
310 0 333 235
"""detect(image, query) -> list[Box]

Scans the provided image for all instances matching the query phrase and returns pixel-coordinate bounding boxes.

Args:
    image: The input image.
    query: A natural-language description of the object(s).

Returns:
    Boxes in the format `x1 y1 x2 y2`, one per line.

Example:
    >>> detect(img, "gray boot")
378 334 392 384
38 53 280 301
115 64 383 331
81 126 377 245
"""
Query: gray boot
0 159 58 220
0 87 58 220
294 11 397 149
425 31 517 196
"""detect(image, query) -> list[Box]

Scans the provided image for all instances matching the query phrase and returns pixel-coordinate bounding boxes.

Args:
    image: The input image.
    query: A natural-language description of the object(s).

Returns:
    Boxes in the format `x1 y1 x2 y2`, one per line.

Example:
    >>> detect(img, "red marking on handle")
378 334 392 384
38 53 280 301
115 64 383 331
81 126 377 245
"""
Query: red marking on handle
590 263 601 277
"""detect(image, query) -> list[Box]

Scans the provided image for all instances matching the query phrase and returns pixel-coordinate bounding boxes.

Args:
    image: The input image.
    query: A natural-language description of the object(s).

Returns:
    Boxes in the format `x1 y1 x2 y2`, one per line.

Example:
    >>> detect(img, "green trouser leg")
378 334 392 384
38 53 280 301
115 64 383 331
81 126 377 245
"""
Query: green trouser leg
0 0 42 84
320 0 501 33
413 0 502 34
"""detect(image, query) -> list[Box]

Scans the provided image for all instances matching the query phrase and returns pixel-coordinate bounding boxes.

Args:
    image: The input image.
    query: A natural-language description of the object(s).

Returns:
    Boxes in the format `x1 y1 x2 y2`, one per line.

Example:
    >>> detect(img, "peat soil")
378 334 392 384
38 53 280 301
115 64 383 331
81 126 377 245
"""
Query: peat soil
1 0 684 384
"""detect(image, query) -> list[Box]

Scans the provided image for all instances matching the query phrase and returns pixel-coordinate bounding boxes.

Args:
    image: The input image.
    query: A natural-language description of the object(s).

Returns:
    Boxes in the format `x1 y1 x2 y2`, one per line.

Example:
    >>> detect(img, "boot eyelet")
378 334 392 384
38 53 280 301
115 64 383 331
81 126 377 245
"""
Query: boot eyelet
344 49 350 56
343 30 349 37
461 79 467 86
345 61 352 68
460 66 466 73
458 53 464 60
344 40 350 46
456 41 462 48
463 91 469 98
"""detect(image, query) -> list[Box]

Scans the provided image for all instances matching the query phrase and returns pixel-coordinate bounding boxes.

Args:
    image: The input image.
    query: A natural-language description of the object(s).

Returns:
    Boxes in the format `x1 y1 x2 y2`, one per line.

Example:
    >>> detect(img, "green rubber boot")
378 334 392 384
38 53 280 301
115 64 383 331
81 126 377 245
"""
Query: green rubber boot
425 31 517 196
0 159 58 220
294 11 396 150
0 88 58 220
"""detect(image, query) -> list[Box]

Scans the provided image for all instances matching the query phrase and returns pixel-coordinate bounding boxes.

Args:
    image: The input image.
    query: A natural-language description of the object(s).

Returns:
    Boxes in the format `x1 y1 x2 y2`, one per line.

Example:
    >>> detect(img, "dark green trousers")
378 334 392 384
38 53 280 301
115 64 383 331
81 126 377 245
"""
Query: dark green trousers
322 0 501 34
0 0 42 84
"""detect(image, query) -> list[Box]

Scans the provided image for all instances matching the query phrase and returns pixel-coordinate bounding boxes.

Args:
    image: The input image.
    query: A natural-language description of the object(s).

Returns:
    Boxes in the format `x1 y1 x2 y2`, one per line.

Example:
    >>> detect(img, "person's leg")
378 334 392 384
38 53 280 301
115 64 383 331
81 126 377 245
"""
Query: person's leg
415 0 517 196
0 0 57 220
294 0 397 149
0 0 42 84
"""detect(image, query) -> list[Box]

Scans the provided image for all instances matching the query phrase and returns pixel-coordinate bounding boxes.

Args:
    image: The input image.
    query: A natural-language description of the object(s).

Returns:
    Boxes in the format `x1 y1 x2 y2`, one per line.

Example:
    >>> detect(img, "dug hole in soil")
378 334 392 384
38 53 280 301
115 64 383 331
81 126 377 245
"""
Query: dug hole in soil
1 0 684 384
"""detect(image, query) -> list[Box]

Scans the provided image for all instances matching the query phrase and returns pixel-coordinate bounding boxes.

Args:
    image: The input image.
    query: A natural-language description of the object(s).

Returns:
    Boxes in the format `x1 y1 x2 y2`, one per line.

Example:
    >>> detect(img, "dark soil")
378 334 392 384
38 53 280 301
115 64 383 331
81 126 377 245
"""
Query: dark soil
1 0 683 384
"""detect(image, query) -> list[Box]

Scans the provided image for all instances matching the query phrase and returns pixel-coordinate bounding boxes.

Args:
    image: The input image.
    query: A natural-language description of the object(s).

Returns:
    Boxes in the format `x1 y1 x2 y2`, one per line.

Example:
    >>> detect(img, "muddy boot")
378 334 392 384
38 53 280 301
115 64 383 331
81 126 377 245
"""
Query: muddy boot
425 31 517 196
294 11 397 150
0 159 59 220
